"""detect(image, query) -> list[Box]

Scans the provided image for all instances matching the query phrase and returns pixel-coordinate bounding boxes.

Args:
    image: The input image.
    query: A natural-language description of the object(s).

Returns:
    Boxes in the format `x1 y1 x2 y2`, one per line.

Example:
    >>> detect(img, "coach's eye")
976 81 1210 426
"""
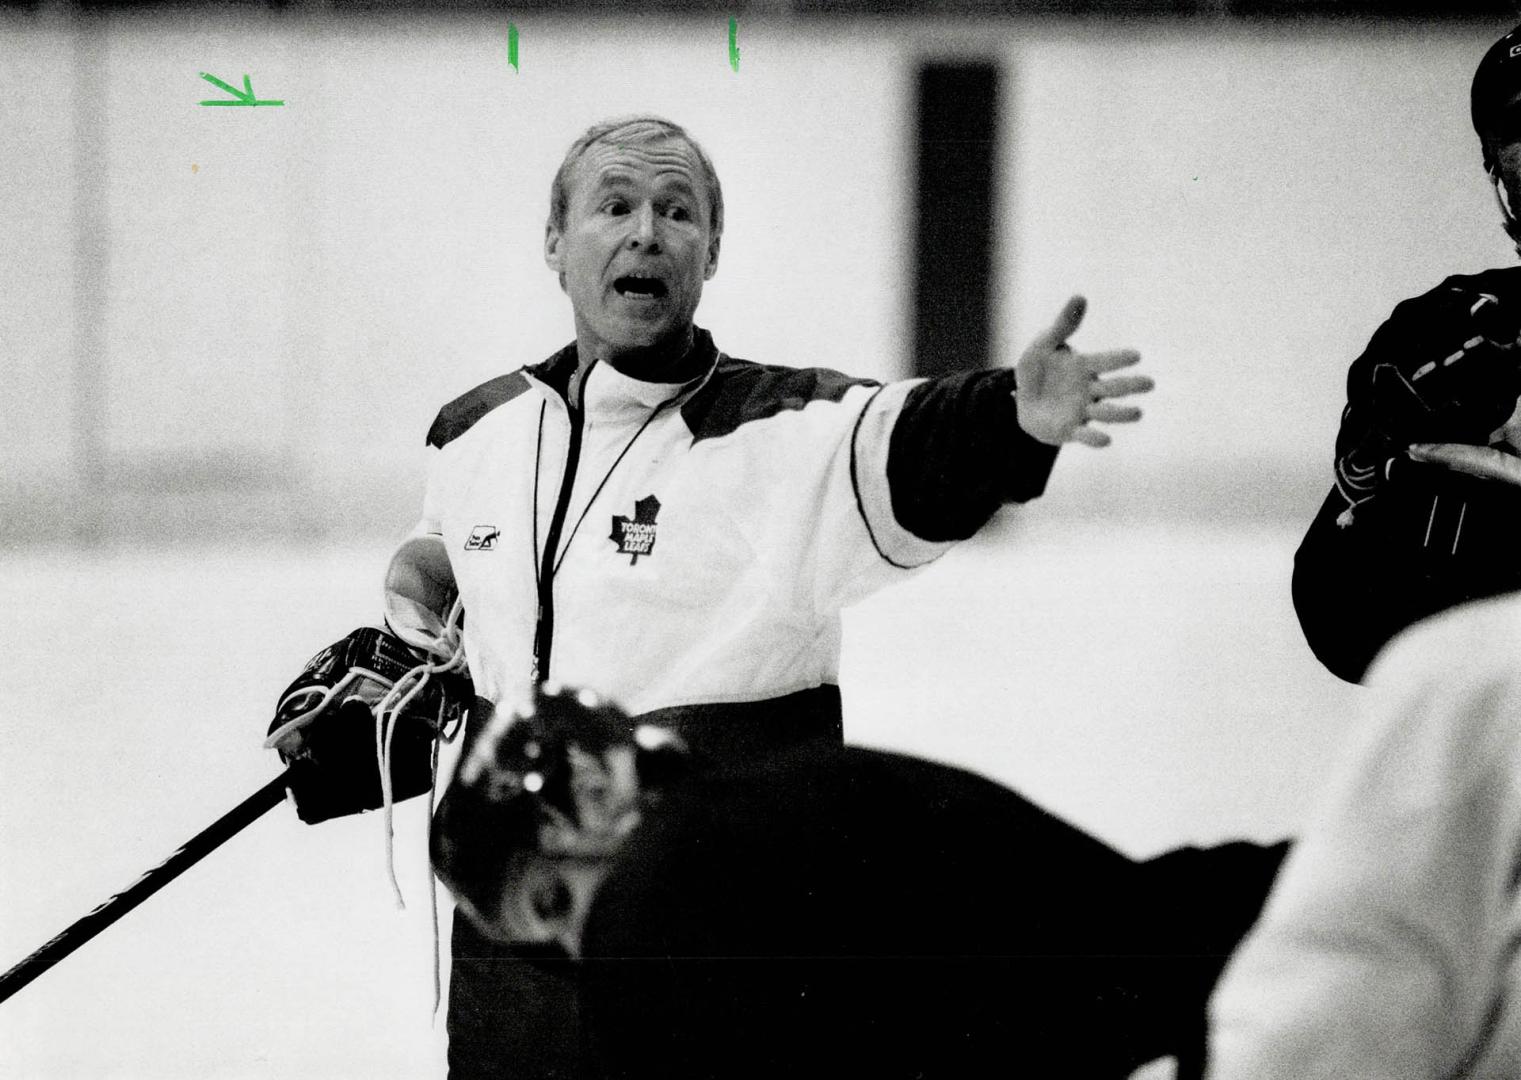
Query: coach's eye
603 199 629 216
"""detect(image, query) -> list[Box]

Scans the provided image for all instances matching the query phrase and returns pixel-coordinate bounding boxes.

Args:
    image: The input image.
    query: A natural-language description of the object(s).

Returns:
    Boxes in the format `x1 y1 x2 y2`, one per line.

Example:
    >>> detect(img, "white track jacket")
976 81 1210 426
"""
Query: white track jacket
416 329 1057 723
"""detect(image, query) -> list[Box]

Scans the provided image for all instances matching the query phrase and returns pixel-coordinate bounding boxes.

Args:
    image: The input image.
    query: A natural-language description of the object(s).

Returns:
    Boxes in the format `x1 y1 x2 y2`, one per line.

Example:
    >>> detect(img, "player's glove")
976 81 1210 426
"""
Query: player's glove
266 626 473 825
1335 288 1521 517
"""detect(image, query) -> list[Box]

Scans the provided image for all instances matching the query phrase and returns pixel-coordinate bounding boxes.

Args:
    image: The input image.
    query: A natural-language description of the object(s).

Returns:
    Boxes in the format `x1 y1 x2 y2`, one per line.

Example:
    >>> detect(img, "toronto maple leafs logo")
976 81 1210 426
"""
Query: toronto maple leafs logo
610 495 661 564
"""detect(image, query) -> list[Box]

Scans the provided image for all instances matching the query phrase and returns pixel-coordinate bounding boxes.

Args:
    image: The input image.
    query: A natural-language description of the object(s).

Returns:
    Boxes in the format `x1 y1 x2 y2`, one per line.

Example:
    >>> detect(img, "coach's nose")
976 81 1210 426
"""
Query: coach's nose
627 203 660 251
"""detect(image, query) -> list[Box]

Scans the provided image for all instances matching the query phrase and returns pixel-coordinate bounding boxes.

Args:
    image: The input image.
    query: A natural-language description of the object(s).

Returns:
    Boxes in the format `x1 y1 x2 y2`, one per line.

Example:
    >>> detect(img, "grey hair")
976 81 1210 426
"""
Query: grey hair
548 116 724 240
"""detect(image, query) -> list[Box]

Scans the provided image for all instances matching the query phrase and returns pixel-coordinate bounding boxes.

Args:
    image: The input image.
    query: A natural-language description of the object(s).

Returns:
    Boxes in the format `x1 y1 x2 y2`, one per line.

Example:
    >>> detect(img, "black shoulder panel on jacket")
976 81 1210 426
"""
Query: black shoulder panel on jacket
426 372 532 449
682 357 879 444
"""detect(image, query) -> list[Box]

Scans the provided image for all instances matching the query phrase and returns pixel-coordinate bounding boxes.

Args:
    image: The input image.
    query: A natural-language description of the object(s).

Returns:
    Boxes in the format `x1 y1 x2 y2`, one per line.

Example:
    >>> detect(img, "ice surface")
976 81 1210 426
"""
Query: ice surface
0 516 1360 1078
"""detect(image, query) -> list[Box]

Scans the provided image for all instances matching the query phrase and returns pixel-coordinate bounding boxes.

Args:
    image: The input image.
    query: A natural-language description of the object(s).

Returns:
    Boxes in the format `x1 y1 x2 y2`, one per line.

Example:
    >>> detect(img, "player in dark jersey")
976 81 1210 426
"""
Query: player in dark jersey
1293 24 1521 684
433 684 1287 1080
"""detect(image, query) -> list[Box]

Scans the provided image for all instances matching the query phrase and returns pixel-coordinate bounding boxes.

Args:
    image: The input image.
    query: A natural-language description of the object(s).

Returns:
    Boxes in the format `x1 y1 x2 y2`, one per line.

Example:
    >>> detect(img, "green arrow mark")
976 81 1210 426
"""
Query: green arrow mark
199 72 284 107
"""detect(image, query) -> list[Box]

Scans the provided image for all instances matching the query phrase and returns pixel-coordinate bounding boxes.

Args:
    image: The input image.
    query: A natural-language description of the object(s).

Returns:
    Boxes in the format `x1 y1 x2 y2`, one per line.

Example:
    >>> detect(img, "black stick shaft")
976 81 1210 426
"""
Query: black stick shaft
0 771 291 1006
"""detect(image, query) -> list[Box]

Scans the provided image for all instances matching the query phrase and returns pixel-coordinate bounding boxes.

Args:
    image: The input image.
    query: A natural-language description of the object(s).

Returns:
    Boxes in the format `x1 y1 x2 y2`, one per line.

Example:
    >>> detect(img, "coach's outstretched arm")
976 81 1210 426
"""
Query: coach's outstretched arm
883 295 1150 544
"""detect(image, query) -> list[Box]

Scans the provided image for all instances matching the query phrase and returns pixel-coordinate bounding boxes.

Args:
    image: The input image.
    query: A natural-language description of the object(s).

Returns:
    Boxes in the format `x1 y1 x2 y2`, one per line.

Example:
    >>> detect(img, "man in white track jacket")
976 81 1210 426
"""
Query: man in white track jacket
414 114 1155 1078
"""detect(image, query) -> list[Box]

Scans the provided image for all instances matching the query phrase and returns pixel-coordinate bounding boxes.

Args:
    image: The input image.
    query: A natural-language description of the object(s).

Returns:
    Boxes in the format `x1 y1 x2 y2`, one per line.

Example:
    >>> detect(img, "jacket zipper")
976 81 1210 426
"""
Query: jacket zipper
527 348 717 683
532 398 584 682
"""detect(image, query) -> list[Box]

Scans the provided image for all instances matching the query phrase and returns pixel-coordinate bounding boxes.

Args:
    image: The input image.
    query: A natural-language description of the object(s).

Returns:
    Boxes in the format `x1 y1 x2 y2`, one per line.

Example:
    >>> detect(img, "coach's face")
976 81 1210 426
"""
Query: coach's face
545 136 720 372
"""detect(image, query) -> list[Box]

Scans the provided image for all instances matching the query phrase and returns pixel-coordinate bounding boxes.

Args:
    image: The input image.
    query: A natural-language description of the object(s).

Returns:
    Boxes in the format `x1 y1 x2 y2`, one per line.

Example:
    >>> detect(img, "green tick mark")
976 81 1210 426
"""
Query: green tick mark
729 17 739 72
198 72 283 107
508 23 519 72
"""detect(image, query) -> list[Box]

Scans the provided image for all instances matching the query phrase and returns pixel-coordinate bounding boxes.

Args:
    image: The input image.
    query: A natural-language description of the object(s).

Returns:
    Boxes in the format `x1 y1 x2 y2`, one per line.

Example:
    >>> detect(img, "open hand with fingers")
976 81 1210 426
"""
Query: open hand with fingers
1015 295 1152 447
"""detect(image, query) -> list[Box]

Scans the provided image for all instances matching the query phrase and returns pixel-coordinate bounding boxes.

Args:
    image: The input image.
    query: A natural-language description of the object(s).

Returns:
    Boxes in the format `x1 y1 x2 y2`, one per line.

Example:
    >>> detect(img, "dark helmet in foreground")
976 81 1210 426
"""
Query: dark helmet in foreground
430 683 688 955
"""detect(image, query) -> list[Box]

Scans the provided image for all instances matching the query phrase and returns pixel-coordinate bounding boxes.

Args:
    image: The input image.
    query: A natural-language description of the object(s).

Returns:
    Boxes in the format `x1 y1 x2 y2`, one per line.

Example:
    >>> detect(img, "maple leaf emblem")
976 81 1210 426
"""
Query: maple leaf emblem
610 495 661 565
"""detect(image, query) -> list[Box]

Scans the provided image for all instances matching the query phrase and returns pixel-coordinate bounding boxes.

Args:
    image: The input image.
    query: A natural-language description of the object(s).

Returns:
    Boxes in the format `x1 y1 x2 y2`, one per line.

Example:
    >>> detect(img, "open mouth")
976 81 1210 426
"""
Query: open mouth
613 275 669 300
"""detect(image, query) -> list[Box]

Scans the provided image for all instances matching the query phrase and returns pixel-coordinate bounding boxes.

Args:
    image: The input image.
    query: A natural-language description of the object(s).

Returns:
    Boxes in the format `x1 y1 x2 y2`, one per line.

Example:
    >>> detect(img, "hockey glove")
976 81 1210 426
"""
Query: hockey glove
267 626 473 825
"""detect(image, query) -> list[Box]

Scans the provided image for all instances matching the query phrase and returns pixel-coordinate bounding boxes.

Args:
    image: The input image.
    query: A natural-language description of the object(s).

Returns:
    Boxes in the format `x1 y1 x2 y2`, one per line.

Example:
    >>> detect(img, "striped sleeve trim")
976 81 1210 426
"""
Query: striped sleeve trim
850 379 957 570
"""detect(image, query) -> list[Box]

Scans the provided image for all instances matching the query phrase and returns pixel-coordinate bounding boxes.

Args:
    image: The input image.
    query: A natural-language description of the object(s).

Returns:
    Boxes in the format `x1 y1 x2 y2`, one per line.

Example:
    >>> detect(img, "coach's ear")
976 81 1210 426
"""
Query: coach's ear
704 234 721 281
545 222 568 292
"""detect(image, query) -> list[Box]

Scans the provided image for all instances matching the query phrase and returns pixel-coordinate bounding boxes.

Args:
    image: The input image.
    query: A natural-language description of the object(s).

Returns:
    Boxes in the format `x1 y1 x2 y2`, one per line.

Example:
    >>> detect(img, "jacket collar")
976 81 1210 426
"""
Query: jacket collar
525 328 720 416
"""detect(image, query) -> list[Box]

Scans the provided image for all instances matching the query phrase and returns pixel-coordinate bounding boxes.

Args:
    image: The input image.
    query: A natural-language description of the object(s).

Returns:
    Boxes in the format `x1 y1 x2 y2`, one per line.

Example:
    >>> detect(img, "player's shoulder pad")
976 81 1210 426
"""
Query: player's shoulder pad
426 372 533 449
681 355 881 444
1387 265 1521 321
1431 264 1521 296
1351 265 1521 383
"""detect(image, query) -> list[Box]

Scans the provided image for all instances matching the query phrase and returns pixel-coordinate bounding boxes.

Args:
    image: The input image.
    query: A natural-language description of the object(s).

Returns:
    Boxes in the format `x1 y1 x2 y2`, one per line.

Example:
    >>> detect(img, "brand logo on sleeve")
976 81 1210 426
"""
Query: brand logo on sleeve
464 525 500 551
610 495 660 564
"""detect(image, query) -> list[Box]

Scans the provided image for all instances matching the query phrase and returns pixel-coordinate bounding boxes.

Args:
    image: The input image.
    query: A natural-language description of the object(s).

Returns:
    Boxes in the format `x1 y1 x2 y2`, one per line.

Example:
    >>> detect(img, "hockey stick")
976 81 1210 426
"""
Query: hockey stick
0 769 292 1006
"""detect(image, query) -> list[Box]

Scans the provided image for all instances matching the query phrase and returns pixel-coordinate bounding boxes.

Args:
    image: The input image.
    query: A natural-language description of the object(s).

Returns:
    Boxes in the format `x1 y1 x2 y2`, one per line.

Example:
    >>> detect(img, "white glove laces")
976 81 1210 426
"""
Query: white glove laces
373 597 467 1019
262 602 468 1016
263 670 374 751
374 596 468 910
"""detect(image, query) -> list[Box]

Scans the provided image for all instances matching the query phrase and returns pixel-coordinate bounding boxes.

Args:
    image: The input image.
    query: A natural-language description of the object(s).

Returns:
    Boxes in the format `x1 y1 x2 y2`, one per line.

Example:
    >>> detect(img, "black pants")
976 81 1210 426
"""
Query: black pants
447 925 581 1080
447 745 1287 1079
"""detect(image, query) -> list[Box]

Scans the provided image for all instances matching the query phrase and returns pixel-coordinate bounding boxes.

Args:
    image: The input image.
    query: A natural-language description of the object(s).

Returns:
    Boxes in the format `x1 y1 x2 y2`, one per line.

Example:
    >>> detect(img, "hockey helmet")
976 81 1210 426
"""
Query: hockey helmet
430 682 687 953
1473 23 1521 173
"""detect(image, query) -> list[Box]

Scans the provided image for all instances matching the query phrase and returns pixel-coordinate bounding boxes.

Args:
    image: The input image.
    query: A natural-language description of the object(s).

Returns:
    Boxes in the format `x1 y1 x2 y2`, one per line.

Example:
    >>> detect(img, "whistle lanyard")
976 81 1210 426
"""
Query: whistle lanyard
528 390 676 682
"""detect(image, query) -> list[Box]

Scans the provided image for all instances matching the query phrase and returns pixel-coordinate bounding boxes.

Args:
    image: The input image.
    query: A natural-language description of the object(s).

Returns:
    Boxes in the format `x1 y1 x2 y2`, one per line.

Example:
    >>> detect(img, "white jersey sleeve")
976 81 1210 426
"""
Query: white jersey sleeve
1206 595 1521 1080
